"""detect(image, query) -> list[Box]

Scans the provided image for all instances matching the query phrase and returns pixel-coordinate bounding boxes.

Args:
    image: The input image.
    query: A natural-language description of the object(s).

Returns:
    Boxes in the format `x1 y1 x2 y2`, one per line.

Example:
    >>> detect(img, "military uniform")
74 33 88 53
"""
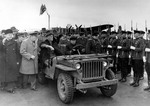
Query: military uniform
86 37 101 54
65 36 78 55
108 31 118 74
100 31 109 53
143 30 150 91
126 31 132 76
76 33 87 54
118 32 130 82
130 30 145 87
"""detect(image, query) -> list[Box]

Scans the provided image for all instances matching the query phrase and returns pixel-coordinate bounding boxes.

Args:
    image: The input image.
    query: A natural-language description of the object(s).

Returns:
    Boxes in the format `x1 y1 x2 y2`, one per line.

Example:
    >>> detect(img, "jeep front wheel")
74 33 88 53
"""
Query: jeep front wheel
100 69 117 97
57 73 74 104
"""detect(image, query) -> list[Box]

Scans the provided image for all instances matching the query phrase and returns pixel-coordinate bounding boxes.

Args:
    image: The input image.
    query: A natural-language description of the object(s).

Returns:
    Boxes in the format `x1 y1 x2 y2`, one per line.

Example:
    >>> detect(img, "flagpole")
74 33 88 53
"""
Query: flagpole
46 11 50 30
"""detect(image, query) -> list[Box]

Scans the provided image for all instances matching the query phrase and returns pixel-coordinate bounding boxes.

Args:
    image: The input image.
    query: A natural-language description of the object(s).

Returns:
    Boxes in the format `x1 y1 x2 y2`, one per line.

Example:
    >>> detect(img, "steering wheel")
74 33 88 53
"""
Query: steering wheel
71 44 85 54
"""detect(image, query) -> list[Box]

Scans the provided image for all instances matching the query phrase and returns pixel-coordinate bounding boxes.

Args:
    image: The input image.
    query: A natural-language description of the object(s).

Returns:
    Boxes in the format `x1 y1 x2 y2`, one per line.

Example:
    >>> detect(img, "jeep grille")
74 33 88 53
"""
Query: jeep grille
82 60 103 80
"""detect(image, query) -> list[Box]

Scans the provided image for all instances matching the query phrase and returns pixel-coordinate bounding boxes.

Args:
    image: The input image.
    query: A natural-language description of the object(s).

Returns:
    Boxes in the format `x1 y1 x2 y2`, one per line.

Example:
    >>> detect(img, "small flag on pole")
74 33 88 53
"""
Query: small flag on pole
40 4 46 15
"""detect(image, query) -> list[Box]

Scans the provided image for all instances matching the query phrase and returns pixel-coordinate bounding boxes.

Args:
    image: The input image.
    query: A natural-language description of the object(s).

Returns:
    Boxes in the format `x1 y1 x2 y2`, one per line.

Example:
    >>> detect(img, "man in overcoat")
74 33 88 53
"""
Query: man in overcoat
20 32 38 90
1 29 20 93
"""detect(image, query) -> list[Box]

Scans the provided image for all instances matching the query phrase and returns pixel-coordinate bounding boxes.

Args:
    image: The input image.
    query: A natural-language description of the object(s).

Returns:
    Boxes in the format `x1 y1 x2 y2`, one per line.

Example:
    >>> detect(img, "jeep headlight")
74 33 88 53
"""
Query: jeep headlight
75 63 81 70
103 61 108 67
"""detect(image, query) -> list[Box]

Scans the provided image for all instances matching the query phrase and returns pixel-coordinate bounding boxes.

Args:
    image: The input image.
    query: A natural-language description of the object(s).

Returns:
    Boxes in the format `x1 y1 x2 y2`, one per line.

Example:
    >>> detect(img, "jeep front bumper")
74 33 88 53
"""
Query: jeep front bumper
76 79 118 89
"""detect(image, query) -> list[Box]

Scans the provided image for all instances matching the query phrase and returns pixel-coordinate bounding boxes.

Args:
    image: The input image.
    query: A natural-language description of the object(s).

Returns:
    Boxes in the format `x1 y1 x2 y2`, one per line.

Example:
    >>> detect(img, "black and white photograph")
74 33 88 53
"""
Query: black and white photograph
0 0 150 106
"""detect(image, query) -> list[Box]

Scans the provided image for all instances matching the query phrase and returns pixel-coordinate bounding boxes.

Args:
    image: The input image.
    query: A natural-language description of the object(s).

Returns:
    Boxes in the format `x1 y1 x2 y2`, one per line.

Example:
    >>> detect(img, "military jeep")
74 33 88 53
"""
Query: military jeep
38 53 118 104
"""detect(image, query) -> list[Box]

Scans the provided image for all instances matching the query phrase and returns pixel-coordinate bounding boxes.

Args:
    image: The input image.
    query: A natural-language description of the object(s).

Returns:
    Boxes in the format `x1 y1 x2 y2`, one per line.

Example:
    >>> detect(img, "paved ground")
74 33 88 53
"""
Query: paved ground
0 72 150 106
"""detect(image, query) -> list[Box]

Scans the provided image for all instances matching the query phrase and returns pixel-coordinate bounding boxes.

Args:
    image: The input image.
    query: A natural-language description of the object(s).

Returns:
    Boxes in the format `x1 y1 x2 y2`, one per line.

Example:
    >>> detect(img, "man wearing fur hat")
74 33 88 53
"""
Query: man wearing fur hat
1 29 20 93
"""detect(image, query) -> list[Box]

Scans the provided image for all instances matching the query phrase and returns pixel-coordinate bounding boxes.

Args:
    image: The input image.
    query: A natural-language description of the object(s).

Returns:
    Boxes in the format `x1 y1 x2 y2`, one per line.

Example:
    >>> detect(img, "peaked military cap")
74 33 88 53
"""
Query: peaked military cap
80 32 85 36
45 32 53 37
140 30 145 34
92 32 99 36
134 30 140 34
5 29 13 34
30 32 38 36
111 31 117 34
121 31 126 34
126 31 132 34
70 36 77 40
41 28 46 32
101 31 107 34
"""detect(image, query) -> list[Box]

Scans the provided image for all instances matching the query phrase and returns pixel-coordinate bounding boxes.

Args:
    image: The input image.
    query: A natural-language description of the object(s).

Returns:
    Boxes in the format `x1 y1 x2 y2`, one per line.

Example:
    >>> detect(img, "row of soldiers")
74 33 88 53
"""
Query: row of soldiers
62 29 150 90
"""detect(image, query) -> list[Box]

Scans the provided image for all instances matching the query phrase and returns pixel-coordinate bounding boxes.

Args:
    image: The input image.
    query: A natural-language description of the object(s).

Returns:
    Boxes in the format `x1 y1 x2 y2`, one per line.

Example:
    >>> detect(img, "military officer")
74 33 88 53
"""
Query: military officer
126 31 132 76
65 36 78 55
116 31 123 74
118 31 130 82
139 30 145 80
107 31 118 74
130 30 145 87
100 31 109 53
86 32 102 54
76 32 87 54
143 30 150 91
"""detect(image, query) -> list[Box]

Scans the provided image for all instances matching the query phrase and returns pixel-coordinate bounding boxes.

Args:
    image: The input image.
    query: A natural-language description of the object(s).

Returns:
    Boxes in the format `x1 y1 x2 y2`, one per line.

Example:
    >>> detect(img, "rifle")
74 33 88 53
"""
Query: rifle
115 24 120 64
128 20 133 65
144 20 148 64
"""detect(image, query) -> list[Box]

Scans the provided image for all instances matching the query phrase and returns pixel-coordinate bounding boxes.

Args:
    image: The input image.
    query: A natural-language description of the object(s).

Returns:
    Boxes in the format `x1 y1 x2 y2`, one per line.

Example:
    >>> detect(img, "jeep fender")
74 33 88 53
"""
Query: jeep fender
54 64 77 80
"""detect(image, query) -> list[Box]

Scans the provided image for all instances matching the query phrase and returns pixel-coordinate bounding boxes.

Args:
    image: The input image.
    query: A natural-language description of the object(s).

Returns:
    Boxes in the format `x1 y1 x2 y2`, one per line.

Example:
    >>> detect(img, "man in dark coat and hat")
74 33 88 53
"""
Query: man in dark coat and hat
1 29 20 93
0 30 5 88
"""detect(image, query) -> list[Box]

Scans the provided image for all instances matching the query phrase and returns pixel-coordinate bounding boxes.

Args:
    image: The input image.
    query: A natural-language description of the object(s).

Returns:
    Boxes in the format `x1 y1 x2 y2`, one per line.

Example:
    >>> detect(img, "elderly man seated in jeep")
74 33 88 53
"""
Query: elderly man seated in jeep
39 33 55 70
65 36 85 55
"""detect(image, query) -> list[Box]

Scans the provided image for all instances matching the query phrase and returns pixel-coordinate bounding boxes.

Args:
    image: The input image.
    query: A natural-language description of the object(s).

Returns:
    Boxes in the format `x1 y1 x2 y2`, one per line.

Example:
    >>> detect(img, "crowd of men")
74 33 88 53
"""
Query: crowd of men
0 26 150 94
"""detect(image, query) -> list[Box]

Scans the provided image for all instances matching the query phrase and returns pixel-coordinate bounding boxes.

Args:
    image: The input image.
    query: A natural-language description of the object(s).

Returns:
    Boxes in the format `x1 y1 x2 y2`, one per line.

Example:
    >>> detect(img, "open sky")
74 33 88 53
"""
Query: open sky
0 0 150 31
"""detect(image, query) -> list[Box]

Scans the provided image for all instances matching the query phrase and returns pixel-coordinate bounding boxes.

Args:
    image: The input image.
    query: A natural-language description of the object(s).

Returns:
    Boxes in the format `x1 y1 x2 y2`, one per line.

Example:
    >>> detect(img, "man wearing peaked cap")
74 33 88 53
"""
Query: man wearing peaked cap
20 29 38 91
65 36 78 55
86 31 101 54
100 31 109 53
130 30 145 87
126 31 132 35
107 31 118 74
126 31 132 76
76 32 87 54
117 30 131 82
143 29 150 91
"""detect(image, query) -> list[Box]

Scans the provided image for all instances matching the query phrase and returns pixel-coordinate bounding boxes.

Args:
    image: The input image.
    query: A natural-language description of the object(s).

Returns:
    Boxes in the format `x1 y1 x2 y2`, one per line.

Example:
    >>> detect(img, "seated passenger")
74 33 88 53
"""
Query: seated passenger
86 32 102 54
76 32 87 54
40 33 55 69
59 34 70 45
65 36 78 55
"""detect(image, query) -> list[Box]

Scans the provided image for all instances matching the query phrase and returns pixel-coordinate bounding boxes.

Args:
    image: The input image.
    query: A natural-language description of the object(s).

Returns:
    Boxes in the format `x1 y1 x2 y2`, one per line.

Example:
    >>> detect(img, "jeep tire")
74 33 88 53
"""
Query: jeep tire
57 73 74 104
100 69 117 97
